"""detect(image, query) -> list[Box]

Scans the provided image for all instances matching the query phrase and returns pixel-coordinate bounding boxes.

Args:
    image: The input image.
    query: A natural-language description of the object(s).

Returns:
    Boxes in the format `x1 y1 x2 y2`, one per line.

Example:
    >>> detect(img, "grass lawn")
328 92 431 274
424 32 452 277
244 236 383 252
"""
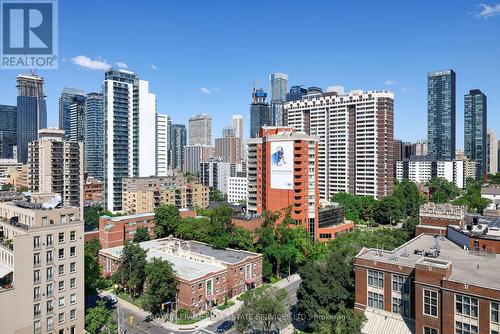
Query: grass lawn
114 290 144 308
236 284 270 301
173 311 210 325
217 300 235 311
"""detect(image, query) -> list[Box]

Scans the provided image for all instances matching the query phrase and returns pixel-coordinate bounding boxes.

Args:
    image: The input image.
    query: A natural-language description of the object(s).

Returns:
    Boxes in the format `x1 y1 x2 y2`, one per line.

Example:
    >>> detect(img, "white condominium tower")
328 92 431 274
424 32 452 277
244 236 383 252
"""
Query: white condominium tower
286 89 394 200
103 69 156 212
156 113 171 176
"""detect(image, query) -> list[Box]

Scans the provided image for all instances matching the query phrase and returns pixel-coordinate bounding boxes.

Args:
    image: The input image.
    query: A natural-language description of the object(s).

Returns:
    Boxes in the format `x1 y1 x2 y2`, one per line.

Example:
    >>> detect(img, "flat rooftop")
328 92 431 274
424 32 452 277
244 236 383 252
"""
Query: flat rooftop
357 234 500 290
179 239 259 264
101 212 154 222
100 240 226 281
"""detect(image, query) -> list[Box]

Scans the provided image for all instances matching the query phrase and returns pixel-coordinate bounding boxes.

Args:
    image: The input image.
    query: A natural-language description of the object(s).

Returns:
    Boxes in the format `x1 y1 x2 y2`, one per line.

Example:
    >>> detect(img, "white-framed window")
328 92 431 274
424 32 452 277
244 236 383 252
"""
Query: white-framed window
70 278 76 289
423 289 438 317
33 236 40 250
58 232 64 243
423 327 437 334
368 269 384 288
33 287 40 300
368 291 383 309
46 315 54 331
393 274 410 294
47 300 53 313
58 280 65 291
34 270 40 284
456 294 478 318
58 248 64 259
46 250 53 264
46 283 53 297
392 297 409 317
70 262 76 273
34 303 41 317
70 309 76 320
70 231 76 241
70 293 76 305
58 312 65 324
46 234 53 247
492 302 499 323
58 296 65 308
47 267 53 280
70 246 76 257
59 264 64 276
455 321 478 334
33 253 40 267
34 320 41 334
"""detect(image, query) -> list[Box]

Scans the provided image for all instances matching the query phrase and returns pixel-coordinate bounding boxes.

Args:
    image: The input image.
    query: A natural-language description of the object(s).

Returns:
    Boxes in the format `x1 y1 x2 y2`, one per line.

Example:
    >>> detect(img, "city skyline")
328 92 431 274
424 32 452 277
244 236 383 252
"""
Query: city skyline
0 1 499 147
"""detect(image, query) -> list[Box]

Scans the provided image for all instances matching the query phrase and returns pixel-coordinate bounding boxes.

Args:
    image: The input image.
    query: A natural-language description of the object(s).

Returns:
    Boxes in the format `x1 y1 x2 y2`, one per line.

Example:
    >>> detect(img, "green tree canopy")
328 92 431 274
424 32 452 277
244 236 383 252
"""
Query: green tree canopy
113 242 147 296
142 258 178 316
373 195 404 225
133 226 151 243
85 301 117 334
426 177 460 203
392 178 426 217
154 205 180 237
84 206 114 229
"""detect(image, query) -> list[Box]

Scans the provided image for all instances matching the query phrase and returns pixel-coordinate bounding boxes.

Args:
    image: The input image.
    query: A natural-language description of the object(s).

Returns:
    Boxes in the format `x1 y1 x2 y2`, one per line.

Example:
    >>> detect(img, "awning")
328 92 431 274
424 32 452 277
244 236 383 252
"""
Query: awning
0 263 13 279
362 308 414 334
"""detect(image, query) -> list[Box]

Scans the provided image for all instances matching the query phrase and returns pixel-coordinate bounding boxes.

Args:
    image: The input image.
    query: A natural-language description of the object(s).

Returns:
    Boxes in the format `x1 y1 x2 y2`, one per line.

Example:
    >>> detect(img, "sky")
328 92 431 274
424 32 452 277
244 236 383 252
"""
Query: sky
1 0 500 148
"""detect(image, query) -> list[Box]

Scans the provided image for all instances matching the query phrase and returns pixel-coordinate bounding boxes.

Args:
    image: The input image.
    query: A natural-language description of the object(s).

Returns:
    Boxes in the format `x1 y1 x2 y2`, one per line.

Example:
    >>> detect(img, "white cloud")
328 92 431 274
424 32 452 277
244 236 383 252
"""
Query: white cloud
326 85 344 94
384 80 397 85
115 61 128 69
477 3 500 18
401 87 413 92
151 64 158 70
200 87 212 94
71 55 111 70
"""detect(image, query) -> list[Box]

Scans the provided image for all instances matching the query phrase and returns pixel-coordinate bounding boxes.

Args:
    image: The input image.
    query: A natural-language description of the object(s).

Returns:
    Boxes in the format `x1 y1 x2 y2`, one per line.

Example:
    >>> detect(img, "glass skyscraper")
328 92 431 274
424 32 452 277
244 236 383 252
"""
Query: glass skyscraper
84 92 104 181
464 89 487 177
170 124 187 170
427 70 456 160
69 94 87 142
269 73 288 126
16 75 47 163
286 86 308 102
59 87 85 140
250 88 270 138
0 105 17 158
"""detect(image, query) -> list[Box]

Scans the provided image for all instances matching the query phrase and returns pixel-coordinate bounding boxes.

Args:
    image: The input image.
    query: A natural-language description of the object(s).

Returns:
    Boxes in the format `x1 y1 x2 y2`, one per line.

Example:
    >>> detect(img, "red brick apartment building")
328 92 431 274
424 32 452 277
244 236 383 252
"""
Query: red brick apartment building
246 126 353 240
99 213 155 248
99 236 262 315
354 202 500 334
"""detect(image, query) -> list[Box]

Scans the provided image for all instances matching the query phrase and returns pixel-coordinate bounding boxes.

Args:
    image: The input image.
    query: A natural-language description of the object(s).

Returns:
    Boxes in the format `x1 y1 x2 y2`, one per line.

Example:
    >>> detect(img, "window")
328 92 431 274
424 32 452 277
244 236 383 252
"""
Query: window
46 250 53 264
424 328 437 334
34 287 40 300
46 234 53 247
491 302 499 323
33 236 40 249
70 231 76 241
198 282 203 289
368 291 383 309
34 320 41 334
58 248 64 259
70 246 76 257
70 309 76 320
47 300 54 313
70 278 76 289
34 253 40 267
368 270 384 288
424 290 438 316
70 293 76 305
58 264 64 276
34 303 41 317
58 280 65 291
393 275 410 294
70 262 76 273
456 294 478 318
58 312 65 324
46 316 54 331
58 296 65 308
34 270 40 284
46 283 53 297
47 267 53 280
455 321 478 334
392 297 409 317
58 232 64 243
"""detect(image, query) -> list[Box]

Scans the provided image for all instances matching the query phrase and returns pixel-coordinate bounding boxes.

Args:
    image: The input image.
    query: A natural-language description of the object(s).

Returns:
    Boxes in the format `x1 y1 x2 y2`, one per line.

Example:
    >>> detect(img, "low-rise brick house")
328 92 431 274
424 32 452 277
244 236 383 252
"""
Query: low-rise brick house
99 236 263 315
354 233 500 334
99 212 156 248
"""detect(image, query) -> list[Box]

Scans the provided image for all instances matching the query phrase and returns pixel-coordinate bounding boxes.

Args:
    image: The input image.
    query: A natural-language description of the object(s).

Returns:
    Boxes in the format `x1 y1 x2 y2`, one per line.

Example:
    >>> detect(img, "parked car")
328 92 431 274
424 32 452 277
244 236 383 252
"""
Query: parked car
217 320 235 332
102 294 117 306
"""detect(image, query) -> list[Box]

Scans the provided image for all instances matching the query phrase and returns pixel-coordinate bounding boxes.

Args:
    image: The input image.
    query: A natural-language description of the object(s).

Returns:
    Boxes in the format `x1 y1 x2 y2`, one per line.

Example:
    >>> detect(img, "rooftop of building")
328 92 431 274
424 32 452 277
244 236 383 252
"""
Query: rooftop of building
357 233 500 290
481 184 500 195
449 215 500 241
101 212 155 222
100 237 261 281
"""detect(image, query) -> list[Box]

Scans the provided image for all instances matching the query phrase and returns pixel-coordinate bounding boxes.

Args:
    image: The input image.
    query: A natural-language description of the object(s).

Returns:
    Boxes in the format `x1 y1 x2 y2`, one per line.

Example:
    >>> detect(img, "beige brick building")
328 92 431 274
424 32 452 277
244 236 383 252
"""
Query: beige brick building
0 193 84 334
122 175 209 214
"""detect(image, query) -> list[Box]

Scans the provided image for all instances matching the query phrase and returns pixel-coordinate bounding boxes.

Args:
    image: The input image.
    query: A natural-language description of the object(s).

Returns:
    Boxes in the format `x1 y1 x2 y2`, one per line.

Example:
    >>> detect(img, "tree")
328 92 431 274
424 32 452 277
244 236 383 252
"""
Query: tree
84 206 113 229
392 178 425 217
113 242 147 296
1 183 13 191
85 252 102 295
210 189 227 201
17 185 28 192
452 178 492 213
85 301 118 334
142 258 178 316
373 196 403 225
133 227 151 243
426 177 460 203
154 205 180 237
228 227 254 250
235 286 288 334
